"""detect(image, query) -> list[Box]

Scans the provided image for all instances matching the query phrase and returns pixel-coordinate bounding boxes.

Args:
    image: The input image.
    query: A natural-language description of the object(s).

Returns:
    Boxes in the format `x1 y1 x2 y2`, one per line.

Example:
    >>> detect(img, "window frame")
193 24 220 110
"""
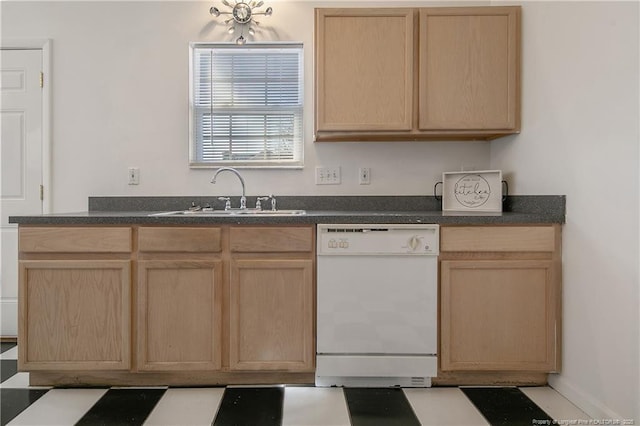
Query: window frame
188 42 304 169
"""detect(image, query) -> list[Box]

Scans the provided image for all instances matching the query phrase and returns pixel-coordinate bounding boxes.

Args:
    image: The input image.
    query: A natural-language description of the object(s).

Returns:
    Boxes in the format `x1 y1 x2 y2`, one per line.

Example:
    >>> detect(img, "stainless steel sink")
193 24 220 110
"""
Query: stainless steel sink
234 209 306 215
149 209 306 217
148 210 231 217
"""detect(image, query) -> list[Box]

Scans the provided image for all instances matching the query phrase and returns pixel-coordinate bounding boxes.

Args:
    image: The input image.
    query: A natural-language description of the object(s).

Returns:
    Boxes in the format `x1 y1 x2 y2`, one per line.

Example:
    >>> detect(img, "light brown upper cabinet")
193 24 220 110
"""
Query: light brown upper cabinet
315 8 415 133
419 7 520 132
315 6 521 142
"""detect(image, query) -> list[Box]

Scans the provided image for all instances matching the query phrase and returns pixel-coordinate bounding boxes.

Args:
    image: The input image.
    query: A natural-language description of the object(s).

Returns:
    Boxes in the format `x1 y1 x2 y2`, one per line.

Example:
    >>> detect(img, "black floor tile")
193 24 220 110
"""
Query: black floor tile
1 359 18 383
75 388 166 426
0 388 49 426
213 387 284 426
461 387 554 426
0 342 16 354
344 387 421 426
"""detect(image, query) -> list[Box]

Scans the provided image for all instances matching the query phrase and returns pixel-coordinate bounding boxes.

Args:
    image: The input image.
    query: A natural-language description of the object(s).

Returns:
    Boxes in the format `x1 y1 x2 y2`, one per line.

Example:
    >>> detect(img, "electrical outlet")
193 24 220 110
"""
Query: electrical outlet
128 167 140 185
315 166 341 185
359 167 371 185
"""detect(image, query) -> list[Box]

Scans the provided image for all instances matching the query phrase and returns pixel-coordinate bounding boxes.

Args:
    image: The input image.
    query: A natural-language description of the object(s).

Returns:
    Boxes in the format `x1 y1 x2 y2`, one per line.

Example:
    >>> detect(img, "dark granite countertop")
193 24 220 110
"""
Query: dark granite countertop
9 195 565 225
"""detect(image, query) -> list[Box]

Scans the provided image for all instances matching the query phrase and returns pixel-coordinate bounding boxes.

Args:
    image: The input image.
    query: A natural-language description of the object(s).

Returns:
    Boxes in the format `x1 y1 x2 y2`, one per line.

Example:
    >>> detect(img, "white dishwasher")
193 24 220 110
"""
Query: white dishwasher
316 224 439 387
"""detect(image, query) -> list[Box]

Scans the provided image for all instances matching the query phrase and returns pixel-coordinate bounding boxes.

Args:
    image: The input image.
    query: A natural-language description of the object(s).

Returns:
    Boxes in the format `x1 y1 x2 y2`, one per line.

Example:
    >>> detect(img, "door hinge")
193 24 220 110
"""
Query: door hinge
39 71 44 88
40 184 44 200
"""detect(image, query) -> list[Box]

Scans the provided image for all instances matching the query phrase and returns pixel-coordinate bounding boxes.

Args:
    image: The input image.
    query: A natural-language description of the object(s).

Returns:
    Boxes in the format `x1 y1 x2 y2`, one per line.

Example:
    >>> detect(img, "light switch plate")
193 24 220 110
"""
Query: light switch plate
359 167 371 185
128 167 140 185
315 166 341 185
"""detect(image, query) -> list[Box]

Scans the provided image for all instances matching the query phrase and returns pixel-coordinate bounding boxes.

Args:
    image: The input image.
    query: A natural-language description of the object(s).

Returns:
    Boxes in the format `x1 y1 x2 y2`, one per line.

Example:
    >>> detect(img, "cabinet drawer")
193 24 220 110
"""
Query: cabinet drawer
138 227 221 252
19 227 132 253
230 227 313 253
441 226 556 252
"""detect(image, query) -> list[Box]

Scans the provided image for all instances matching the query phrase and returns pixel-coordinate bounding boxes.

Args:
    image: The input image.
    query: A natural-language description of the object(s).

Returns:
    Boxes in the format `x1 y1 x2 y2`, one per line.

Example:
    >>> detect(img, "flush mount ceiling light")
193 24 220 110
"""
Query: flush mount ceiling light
209 0 273 45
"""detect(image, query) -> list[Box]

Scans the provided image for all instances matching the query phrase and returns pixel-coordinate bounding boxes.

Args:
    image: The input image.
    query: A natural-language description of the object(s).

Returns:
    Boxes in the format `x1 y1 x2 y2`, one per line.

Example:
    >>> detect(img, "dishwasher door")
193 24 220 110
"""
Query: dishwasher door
315 224 439 386
316 254 437 356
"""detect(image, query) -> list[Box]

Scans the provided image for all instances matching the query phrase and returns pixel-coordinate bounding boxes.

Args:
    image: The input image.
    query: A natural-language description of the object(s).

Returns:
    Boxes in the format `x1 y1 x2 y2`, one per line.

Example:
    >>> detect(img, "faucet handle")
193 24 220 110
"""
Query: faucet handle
256 196 270 210
268 194 277 211
217 196 231 211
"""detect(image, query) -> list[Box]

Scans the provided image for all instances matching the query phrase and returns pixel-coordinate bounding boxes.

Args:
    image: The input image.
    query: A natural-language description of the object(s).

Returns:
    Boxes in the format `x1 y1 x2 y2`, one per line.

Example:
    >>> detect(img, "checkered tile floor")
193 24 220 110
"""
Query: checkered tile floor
1 343 590 425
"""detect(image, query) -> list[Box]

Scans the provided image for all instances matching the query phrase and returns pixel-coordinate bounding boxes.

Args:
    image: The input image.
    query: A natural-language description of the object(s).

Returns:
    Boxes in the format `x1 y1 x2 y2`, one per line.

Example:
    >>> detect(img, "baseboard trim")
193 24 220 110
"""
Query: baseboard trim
433 370 547 386
30 371 315 387
0 299 17 338
548 374 627 420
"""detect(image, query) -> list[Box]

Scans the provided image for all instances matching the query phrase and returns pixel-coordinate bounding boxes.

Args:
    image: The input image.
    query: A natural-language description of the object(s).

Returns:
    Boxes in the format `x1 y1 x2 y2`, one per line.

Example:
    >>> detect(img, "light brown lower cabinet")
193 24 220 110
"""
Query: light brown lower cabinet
135 225 315 375
229 259 314 371
18 225 315 386
136 260 223 371
19 259 131 371
438 225 561 382
18 226 133 372
228 226 315 372
440 259 557 371
18 222 562 387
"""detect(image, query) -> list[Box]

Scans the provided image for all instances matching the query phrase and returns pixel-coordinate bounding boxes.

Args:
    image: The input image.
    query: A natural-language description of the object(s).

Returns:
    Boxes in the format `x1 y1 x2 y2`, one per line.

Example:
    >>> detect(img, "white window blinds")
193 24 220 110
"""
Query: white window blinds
190 43 304 168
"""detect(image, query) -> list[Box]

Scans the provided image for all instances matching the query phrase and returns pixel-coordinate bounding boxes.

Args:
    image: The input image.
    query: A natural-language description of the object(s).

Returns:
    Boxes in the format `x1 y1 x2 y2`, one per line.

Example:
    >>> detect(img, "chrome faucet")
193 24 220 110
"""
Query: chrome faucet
256 195 277 211
211 167 246 209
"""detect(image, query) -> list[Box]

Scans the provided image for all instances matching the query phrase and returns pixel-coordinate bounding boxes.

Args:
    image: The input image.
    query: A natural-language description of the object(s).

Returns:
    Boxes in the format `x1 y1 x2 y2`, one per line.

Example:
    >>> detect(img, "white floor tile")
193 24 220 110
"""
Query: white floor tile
404 387 490 426
0 346 18 360
0 372 50 389
0 372 30 389
7 388 107 426
521 386 591 421
143 387 225 426
283 387 351 426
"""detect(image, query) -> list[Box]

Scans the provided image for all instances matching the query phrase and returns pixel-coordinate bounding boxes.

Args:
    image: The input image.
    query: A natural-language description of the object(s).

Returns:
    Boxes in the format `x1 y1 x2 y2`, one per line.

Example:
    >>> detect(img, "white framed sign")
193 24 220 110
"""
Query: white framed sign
442 170 503 213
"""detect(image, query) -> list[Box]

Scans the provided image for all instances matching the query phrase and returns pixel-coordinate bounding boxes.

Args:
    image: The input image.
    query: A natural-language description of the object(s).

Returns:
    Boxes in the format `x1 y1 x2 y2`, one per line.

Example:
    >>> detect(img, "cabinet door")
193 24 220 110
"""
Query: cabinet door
315 8 414 132
440 260 558 371
19 260 131 370
137 260 223 371
229 259 314 371
419 7 520 131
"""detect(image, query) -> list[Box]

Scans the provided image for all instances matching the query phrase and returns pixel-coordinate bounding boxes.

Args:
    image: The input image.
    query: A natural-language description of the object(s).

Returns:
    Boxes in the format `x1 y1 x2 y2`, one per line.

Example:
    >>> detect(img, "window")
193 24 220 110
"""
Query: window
190 43 304 168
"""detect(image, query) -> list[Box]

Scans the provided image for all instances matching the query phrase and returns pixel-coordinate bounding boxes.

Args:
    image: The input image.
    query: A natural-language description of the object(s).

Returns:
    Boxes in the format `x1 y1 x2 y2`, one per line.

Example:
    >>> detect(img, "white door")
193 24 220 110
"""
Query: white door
1 49 44 336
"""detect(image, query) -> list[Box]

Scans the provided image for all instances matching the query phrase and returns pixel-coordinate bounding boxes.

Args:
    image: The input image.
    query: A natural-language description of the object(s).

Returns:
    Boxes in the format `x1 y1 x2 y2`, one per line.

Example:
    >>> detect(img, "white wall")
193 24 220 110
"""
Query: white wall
491 1 639 420
2 0 639 420
1 1 491 213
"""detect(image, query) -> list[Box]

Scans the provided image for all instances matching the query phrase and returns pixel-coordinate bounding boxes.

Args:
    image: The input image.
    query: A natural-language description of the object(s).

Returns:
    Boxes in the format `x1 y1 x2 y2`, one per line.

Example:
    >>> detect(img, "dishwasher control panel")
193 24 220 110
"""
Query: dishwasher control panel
317 224 439 255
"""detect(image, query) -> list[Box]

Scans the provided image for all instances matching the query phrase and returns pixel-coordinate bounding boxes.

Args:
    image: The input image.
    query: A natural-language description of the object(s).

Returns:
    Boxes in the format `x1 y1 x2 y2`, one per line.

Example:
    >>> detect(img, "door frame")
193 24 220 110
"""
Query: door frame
1 38 52 213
